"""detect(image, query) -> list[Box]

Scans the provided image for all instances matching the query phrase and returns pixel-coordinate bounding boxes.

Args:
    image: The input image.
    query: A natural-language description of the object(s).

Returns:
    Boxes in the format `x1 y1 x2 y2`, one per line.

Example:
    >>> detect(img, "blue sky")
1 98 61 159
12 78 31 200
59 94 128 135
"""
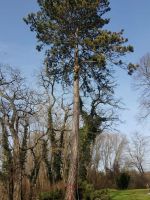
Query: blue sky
0 0 150 136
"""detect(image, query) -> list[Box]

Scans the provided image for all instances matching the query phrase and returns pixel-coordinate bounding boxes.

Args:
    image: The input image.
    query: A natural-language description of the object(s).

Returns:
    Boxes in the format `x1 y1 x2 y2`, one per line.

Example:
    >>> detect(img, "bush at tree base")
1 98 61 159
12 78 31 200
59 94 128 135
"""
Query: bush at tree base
78 181 111 200
39 189 64 200
39 181 111 200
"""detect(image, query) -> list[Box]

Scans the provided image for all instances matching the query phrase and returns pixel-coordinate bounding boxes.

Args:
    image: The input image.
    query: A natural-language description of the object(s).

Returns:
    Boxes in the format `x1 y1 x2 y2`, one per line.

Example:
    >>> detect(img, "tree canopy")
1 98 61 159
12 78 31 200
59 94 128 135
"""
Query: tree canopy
24 0 134 94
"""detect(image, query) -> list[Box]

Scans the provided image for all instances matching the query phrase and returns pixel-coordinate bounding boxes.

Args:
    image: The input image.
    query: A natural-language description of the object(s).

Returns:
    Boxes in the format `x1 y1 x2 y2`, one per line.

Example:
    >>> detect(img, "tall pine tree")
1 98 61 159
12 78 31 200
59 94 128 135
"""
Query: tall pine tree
24 1 135 199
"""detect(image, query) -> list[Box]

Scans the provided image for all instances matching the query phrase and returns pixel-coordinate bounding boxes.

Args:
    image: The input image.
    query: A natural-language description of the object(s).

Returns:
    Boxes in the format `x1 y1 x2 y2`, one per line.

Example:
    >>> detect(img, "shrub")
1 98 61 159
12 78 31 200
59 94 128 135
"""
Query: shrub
116 172 130 190
39 189 64 200
77 181 94 199
39 181 111 200
78 181 111 200
92 190 111 200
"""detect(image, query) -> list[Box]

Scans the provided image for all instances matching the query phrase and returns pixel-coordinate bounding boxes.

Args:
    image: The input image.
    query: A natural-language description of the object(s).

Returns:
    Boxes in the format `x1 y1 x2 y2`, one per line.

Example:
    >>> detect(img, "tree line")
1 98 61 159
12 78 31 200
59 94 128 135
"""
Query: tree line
0 60 149 199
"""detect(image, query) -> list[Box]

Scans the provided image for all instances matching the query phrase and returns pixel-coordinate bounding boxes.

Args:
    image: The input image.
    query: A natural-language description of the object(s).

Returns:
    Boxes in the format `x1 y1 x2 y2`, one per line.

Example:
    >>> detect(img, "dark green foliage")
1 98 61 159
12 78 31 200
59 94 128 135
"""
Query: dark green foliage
39 189 64 200
19 122 28 171
0 120 13 186
39 184 111 200
79 93 110 181
1 129 14 199
2 132 12 176
46 107 62 182
52 151 62 181
79 107 104 180
78 181 94 199
24 0 134 91
78 181 111 200
28 149 41 185
42 139 53 183
92 190 111 200
116 172 130 190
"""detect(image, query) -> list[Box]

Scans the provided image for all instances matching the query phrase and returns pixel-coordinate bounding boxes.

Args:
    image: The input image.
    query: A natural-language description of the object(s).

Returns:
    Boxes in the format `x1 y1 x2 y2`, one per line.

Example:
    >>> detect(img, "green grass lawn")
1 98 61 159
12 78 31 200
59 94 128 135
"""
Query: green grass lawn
110 189 150 200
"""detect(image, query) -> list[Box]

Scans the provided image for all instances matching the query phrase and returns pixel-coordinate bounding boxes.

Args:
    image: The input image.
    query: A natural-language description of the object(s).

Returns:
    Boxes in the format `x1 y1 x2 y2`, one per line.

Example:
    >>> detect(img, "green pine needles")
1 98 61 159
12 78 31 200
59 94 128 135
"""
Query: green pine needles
24 0 134 94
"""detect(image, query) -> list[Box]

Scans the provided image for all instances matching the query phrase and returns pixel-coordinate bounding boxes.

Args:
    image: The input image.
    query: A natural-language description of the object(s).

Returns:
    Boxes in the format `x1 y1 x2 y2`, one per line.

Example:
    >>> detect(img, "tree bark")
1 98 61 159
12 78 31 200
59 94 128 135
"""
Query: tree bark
65 48 79 200
12 133 21 200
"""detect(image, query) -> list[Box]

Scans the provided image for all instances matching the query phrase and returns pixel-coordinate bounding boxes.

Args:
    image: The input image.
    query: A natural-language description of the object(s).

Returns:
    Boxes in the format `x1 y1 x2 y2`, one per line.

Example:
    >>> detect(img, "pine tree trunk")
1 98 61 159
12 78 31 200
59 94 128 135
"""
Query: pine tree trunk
65 48 79 200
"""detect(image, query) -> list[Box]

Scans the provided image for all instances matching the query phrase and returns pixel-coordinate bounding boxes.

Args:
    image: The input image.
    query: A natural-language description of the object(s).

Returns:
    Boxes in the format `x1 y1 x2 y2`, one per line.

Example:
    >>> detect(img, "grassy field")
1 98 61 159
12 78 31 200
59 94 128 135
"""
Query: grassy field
110 189 150 200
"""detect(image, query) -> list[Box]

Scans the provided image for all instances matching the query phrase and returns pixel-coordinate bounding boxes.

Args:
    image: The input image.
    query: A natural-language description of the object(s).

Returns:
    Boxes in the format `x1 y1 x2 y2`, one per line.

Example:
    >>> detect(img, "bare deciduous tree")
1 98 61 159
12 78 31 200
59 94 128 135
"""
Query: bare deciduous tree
92 133 128 173
38 68 72 184
127 132 150 175
133 53 150 119
0 65 38 200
